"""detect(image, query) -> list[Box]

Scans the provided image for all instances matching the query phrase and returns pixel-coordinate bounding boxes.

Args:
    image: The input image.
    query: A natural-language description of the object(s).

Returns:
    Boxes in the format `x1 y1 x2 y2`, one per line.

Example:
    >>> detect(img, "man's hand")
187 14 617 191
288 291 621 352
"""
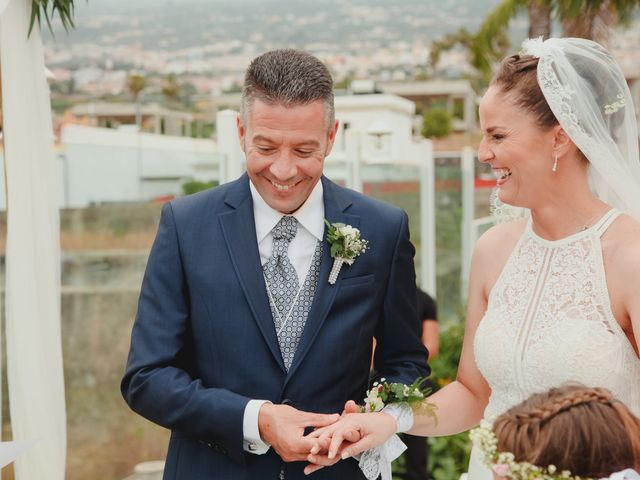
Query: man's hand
258 403 339 463
303 399 362 475
342 399 360 415
304 397 397 475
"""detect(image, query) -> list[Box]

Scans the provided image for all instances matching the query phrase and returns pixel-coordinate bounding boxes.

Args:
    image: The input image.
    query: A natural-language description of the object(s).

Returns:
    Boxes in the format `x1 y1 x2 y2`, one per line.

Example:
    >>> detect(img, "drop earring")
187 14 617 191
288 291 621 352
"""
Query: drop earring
552 154 558 172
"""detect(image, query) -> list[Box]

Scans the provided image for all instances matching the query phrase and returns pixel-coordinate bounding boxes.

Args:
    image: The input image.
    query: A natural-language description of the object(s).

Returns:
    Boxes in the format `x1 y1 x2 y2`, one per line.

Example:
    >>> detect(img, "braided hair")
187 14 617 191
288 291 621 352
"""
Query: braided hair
493 385 640 477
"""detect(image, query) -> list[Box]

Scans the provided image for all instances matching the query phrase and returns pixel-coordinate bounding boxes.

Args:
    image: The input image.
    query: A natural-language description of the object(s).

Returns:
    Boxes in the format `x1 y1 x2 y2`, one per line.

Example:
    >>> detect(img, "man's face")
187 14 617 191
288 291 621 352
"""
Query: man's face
238 99 338 214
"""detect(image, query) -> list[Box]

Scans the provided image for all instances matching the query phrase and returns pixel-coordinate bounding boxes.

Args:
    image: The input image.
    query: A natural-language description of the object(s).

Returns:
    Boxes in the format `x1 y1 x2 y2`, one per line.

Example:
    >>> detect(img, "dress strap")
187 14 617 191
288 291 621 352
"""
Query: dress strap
594 208 622 237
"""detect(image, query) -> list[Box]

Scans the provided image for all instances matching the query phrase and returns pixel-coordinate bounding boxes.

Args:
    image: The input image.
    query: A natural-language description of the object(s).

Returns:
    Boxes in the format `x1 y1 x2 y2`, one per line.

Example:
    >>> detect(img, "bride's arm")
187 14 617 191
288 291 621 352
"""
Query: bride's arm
616 228 640 355
408 230 492 436
627 256 640 356
306 230 499 464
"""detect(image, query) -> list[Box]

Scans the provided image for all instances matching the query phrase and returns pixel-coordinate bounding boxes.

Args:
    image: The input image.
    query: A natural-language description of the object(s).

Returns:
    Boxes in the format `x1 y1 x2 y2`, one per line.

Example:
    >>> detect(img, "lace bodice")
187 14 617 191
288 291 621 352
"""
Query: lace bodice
475 209 640 420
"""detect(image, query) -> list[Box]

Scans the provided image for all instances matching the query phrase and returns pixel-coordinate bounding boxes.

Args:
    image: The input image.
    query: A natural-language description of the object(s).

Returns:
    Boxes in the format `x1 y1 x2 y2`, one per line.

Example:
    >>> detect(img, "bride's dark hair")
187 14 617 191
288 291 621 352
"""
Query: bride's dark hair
493 54 558 130
493 384 640 477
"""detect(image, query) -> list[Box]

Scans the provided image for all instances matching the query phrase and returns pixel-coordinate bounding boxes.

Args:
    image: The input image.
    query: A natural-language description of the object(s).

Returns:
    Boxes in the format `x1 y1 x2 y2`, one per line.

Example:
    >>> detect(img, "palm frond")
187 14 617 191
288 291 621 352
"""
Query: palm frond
28 0 78 37
610 0 640 24
471 0 528 79
429 28 474 68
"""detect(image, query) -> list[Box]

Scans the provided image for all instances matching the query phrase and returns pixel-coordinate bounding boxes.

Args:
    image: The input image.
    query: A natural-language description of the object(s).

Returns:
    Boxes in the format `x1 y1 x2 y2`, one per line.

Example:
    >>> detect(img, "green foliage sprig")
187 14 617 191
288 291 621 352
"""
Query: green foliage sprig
422 108 453 139
427 322 472 480
182 180 218 196
29 0 78 37
361 377 437 420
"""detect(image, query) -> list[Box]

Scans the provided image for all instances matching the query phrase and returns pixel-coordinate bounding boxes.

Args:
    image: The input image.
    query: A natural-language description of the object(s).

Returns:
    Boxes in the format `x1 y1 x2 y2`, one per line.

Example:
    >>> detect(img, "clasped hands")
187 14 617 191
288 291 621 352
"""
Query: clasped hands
258 401 398 476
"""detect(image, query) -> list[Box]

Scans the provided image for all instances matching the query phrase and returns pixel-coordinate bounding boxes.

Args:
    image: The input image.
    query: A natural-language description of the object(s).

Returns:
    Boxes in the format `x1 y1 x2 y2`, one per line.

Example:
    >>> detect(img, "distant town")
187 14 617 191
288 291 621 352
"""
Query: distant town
43 0 520 101
41 0 639 131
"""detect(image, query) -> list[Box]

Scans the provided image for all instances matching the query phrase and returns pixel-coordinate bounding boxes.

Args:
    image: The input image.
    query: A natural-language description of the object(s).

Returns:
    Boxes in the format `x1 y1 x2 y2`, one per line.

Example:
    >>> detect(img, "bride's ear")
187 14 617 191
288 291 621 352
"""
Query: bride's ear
551 125 574 158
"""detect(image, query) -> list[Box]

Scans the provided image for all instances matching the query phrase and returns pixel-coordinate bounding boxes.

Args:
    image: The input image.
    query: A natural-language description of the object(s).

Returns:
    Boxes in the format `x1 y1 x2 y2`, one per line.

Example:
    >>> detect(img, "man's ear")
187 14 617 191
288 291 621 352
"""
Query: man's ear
236 114 245 152
324 119 340 157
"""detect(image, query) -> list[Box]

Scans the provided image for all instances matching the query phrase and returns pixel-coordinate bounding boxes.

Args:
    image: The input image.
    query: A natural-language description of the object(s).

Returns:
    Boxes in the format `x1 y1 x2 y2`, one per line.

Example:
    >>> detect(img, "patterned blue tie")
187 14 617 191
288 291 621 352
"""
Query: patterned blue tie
263 216 300 368
263 216 322 479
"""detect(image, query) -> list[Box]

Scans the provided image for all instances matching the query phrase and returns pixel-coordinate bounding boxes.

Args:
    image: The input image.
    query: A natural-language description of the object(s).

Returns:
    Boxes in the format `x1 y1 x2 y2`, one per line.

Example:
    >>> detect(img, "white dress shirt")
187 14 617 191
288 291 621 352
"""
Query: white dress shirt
243 179 325 454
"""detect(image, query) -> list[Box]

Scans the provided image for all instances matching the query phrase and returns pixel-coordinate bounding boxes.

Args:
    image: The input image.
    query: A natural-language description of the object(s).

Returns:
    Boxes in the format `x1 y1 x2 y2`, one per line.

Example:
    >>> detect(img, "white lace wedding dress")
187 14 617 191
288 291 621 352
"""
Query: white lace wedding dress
468 209 640 479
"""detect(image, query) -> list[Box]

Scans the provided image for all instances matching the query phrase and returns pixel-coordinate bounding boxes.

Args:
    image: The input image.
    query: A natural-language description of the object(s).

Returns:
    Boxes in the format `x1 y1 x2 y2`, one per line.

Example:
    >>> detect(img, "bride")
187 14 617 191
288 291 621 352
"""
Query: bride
305 37 640 479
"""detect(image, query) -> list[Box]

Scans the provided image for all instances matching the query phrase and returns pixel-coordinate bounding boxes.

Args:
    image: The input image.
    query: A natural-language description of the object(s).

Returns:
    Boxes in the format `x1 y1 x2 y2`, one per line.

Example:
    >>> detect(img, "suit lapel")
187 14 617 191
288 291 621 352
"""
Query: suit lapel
218 175 286 372
285 177 360 384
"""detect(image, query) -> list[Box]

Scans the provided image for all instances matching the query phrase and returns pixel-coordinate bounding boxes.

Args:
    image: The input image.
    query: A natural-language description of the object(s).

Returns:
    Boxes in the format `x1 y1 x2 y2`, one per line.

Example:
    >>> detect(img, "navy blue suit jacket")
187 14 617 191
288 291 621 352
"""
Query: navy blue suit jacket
121 174 429 480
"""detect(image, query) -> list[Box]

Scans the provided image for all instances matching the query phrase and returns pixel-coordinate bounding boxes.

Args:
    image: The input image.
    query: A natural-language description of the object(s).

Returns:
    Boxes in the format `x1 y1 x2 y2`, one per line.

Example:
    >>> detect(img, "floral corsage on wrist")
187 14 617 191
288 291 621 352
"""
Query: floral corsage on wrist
324 220 368 285
362 377 437 419
354 378 437 480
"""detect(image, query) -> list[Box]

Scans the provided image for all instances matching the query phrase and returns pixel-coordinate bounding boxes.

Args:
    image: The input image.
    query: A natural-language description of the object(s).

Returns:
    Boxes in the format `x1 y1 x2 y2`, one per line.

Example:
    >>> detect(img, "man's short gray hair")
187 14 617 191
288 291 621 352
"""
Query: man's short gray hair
240 49 335 133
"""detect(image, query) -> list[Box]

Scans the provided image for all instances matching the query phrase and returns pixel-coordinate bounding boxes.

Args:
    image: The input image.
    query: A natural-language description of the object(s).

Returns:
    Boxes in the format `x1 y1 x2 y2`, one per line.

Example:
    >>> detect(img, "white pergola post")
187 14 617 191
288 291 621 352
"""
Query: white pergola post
460 146 475 301
345 130 362 192
216 109 244 184
0 0 66 478
419 139 436 297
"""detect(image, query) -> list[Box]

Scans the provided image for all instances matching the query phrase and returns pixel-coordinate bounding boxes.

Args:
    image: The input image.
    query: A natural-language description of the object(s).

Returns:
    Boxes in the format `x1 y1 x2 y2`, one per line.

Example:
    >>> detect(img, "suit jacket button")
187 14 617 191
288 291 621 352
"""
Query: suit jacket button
282 398 293 406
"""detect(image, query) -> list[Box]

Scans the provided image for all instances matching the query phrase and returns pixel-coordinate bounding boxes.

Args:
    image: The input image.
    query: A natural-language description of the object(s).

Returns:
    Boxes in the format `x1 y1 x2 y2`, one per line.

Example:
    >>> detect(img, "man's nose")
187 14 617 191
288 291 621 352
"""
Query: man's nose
269 153 297 180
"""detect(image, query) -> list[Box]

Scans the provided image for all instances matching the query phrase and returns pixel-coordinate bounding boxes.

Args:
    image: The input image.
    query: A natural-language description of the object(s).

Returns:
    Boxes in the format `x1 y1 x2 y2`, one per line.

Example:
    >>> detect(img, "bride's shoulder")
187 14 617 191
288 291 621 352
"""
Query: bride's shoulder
604 213 640 266
474 219 527 258
470 219 527 277
603 215 640 313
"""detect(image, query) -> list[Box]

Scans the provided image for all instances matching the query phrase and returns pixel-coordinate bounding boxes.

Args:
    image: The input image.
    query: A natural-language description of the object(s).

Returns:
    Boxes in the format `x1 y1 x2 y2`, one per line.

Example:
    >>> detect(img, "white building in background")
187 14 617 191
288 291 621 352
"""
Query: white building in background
0 94 437 294
333 93 416 163
0 93 429 209
0 125 220 210
60 125 219 207
71 102 195 137
376 79 477 134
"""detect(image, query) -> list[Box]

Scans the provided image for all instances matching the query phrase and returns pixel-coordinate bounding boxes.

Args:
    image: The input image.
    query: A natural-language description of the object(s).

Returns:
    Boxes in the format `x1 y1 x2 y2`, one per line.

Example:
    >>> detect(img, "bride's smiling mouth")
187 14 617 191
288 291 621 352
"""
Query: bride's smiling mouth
494 168 512 185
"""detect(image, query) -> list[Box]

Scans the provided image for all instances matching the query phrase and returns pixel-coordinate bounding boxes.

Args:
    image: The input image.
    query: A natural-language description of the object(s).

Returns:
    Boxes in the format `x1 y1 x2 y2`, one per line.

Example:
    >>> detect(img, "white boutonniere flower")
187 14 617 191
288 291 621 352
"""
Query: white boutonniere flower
324 219 368 285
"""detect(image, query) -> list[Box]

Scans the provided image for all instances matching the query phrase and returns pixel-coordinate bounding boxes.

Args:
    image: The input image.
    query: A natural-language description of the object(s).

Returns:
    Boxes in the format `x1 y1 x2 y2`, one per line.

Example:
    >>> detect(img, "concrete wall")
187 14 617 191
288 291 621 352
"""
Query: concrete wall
0 126 221 210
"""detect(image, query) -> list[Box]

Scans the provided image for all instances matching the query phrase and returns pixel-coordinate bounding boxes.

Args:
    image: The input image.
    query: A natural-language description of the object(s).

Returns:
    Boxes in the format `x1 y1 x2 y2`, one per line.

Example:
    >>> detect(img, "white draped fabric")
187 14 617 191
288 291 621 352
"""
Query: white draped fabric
0 0 66 478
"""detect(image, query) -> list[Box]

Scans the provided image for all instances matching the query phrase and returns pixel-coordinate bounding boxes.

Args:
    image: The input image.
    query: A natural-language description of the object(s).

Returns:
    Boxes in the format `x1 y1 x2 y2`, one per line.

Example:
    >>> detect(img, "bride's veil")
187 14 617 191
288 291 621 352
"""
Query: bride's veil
492 37 640 222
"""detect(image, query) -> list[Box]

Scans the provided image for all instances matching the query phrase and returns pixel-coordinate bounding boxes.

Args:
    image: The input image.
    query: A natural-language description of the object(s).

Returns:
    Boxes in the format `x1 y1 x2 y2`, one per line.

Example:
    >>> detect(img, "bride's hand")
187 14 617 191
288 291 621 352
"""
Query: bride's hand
304 425 361 475
303 412 397 475
303 400 361 475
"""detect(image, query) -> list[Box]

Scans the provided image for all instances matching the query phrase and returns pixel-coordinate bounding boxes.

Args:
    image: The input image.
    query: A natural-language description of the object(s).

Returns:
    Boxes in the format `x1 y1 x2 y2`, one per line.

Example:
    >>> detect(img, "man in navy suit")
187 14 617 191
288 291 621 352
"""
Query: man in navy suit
121 49 428 480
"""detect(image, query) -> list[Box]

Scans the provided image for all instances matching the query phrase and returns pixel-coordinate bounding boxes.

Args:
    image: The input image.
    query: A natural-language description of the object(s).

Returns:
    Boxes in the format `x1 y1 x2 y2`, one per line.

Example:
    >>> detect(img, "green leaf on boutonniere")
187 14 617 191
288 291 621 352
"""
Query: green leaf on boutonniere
324 219 369 261
361 377 438 422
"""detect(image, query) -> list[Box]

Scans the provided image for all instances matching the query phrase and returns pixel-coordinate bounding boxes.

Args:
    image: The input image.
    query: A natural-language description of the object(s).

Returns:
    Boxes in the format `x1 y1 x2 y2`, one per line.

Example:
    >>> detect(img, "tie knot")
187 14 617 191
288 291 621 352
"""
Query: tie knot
272 216 298 242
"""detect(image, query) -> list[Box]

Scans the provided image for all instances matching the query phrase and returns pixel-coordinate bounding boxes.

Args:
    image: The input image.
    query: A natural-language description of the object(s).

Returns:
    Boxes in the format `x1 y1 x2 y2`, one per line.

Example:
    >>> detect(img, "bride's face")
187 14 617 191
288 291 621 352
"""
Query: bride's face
478 85 556 208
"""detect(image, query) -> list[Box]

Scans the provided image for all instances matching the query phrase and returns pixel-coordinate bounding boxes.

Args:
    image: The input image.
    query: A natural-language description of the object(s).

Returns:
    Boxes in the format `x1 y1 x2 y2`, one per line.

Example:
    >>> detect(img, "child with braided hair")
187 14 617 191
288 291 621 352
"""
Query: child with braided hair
470 384 640 480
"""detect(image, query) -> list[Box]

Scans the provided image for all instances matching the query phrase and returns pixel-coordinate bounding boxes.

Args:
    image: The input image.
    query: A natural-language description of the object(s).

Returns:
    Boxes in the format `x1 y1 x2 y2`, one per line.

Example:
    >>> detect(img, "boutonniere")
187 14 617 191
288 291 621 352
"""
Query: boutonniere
324 219 368 285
